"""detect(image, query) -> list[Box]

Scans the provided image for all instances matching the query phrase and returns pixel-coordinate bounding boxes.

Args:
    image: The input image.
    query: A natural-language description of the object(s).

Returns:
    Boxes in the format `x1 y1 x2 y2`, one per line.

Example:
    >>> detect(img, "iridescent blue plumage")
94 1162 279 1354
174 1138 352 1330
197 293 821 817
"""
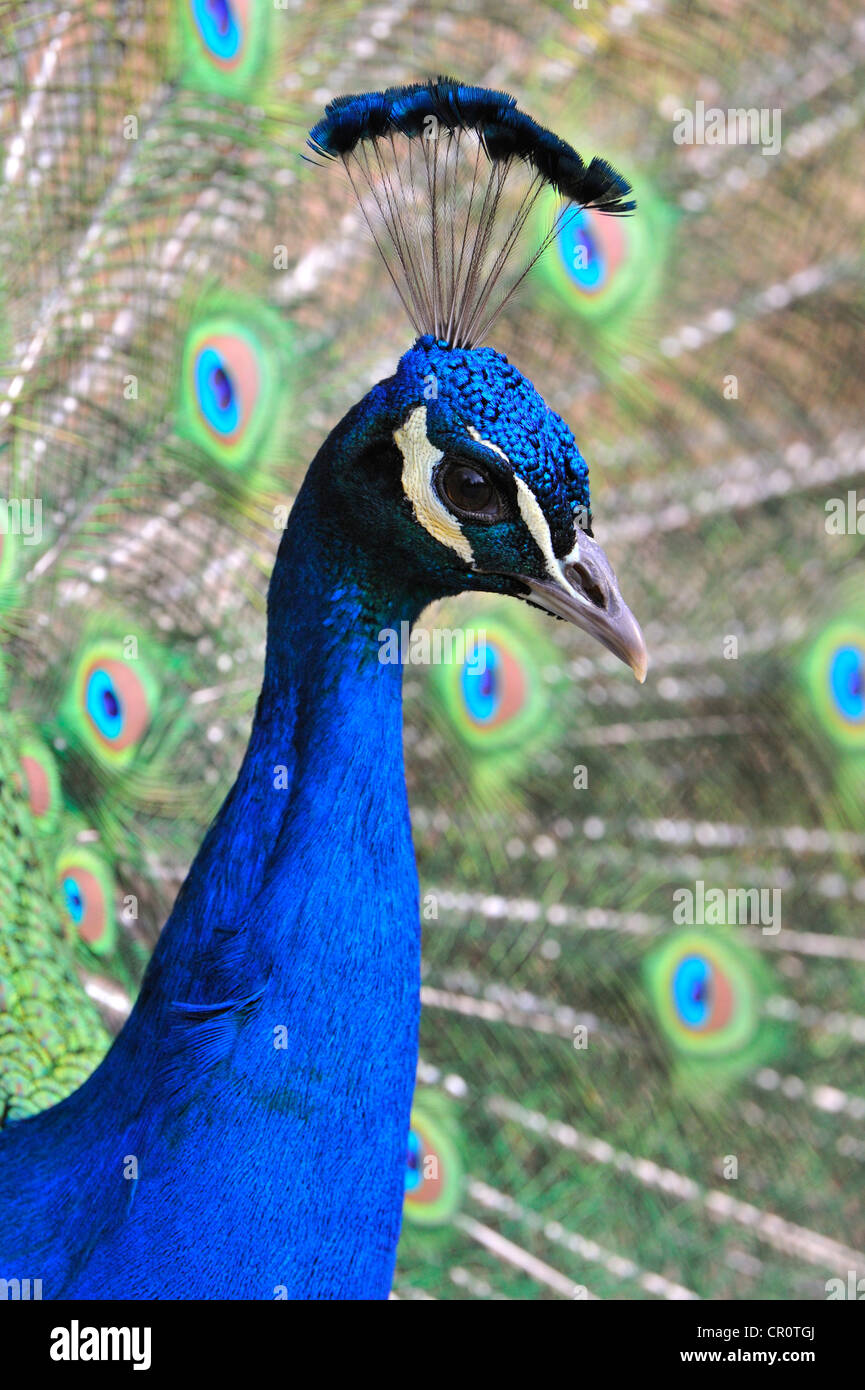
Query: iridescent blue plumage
0 81 643 1299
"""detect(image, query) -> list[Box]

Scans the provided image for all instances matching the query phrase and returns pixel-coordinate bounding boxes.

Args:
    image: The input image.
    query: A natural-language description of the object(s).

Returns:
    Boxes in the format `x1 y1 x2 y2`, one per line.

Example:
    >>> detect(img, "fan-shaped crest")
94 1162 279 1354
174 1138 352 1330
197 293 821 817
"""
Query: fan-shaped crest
307 77 634 348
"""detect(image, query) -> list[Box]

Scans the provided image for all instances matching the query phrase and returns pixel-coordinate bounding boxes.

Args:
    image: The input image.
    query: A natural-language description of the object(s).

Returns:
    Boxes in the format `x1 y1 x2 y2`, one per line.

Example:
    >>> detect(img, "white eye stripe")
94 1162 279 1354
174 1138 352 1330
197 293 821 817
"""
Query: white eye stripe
513 474 580 597
466 425 510 463
466 427 580 588
563 517 584 565
395 405 474 564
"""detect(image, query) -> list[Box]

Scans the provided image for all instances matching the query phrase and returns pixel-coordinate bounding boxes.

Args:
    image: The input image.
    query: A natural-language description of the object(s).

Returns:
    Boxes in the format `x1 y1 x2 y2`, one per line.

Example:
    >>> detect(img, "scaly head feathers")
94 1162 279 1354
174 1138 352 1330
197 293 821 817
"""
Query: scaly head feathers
313 335 647 681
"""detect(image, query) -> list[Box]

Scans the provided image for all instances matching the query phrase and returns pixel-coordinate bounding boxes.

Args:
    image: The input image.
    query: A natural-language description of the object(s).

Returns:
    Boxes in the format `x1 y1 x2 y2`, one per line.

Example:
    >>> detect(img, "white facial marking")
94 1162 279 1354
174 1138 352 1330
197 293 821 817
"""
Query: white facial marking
563 518 583 565
513 475 581 598
395 405 474 564
467 425 509 463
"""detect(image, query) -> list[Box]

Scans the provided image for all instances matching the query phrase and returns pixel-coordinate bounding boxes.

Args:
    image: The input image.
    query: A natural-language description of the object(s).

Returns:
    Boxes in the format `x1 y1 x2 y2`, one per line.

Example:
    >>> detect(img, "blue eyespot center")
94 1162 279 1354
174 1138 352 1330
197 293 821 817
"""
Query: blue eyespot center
192 0 241 59
673 955 711 1029
405 1129 422 1192
63 876 84 924
86 668 124 741
559 211 603 292
830 644 865 724
462 645 499 723
196 348 240 434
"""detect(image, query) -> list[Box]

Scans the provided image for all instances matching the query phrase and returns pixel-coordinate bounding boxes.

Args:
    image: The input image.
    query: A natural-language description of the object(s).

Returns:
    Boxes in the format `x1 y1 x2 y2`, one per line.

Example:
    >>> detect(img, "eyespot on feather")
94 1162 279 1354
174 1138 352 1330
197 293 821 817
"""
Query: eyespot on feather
60 638 161 771
179 0 271 96
535 173 673 332
434 616 546 753
803 620 865 749
644 932 761 1060
56 845 116 955
177 308 292 472
403 1106 463 1227
15 734 62 834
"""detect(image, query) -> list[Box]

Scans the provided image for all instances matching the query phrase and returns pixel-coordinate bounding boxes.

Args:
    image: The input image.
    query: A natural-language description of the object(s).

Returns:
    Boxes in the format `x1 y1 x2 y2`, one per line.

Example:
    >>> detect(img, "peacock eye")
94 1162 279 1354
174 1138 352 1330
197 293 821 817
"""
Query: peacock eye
436 460 505 521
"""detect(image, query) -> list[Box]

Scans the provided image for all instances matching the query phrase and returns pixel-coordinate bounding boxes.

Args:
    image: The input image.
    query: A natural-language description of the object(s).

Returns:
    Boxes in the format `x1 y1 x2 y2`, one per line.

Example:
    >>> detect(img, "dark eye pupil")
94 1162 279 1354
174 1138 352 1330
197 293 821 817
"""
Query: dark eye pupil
443 464 494 514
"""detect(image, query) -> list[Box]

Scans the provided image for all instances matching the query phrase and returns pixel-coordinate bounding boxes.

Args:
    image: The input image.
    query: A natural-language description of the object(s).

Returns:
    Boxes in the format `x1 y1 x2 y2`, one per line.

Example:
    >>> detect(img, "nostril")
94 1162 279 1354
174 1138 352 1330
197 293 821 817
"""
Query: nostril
569 562 607 610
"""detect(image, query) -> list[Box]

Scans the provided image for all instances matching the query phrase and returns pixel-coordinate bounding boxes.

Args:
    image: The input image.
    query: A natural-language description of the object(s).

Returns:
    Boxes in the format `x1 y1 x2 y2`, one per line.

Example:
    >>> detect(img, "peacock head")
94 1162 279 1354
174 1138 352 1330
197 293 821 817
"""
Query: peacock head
325 333 646 681
308 78 646 680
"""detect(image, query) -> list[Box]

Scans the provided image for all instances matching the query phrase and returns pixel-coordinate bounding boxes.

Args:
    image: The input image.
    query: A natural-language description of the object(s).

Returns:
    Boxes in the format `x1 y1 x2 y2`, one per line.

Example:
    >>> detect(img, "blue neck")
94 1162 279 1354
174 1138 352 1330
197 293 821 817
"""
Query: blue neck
71 457 438 1297
154 465 436 991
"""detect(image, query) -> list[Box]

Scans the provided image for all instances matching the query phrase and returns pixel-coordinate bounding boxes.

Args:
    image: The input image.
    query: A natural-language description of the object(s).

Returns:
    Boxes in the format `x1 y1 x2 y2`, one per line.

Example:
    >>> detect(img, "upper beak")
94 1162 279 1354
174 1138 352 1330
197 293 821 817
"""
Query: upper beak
516 533 648 683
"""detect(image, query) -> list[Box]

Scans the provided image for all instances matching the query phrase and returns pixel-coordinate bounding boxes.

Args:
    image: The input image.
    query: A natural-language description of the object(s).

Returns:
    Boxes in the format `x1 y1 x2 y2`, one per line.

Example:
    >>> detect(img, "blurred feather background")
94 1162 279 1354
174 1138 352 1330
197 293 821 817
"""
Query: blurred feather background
1 0 864 1300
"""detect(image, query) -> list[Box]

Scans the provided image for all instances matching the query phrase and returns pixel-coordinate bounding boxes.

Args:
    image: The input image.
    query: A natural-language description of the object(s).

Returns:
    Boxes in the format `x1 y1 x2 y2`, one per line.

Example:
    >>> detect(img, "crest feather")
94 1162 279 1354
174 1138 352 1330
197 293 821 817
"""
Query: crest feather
307 77 635 348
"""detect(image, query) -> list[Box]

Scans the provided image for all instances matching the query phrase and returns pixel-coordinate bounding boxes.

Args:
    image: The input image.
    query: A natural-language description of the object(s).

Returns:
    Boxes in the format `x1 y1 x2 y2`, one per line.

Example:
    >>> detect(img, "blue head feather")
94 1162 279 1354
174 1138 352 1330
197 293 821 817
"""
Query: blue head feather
315 334 593 603
308 76 634 215
397 336 591 539
307 78 635 348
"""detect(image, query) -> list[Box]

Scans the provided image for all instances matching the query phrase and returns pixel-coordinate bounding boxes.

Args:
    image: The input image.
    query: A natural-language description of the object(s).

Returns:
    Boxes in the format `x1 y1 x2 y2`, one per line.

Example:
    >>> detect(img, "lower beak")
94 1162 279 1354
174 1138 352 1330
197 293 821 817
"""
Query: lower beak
516 533 648 683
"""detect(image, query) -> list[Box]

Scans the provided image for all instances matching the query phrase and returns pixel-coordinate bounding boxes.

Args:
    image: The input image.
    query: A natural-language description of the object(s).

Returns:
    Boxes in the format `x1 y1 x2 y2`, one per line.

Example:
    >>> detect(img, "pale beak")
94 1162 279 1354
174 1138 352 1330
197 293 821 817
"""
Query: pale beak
517 533 648 683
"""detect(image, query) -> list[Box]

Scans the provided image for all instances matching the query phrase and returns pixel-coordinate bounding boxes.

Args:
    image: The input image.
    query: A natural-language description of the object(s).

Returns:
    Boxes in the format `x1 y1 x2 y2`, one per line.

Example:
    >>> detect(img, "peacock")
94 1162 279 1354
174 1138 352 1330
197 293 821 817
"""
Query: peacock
1 0 864 1303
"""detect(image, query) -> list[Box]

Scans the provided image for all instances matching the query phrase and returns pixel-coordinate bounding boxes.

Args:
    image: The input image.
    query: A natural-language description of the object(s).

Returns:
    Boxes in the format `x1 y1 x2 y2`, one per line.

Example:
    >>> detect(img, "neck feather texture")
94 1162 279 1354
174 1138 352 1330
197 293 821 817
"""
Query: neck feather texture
158 470 432 998
8 451 438 1299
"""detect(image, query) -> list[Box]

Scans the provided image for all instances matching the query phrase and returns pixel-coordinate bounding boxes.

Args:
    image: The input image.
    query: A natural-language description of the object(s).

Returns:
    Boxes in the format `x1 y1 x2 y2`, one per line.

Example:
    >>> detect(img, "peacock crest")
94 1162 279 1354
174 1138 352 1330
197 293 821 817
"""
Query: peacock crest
307 77 634 347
